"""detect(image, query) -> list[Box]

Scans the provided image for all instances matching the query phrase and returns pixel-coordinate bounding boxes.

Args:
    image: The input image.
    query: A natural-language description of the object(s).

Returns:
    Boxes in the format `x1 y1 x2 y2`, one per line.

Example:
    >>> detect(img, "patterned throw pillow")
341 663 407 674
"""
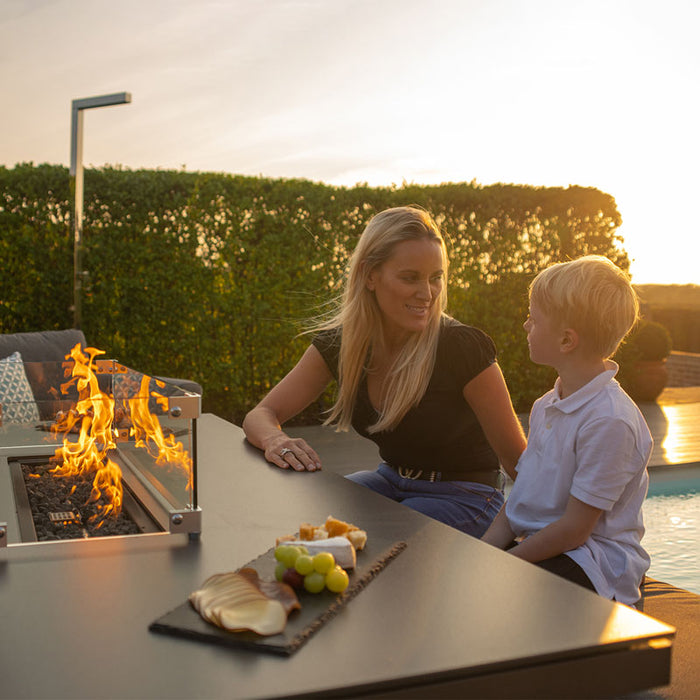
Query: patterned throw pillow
0 351 41 423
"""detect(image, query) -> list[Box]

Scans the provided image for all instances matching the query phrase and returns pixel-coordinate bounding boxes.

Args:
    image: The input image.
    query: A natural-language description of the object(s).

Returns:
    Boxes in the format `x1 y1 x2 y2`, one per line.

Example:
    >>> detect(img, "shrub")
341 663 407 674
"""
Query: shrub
1 164 629 420
618 320 673 363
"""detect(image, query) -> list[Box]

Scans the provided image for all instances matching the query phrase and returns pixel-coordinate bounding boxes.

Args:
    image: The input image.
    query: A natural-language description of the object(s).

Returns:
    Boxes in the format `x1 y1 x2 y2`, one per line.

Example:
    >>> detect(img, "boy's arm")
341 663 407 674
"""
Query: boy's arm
481 504 517 549
507 496 603 563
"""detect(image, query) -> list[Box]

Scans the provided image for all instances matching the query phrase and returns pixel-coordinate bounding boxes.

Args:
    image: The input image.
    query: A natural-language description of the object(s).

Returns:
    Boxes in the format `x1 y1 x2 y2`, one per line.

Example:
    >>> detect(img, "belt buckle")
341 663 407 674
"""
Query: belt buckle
398 467 423 480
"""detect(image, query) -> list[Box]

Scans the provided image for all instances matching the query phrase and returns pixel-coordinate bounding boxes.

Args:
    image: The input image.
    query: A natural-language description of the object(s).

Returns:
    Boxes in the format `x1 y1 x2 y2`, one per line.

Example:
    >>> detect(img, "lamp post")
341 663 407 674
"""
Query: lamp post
70 92 131 329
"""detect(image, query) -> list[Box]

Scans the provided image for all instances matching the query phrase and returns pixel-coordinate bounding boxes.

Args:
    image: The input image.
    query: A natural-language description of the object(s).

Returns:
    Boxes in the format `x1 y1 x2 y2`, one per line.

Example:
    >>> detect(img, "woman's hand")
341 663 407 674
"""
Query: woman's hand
263 433 322 472
242 344 332 472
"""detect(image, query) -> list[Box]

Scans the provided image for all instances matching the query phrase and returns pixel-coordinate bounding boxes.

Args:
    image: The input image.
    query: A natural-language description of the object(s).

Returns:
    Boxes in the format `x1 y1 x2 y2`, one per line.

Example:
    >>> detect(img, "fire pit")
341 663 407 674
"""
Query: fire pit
0 345 201 547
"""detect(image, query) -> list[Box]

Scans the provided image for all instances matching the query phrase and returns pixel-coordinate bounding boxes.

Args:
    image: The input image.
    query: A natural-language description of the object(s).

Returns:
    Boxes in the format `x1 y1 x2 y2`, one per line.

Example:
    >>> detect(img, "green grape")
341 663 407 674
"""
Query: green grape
325 565 350 593
303 571 326 594
294 554 314 575
275 545 300 569
312 551 335 574
274 561 287 582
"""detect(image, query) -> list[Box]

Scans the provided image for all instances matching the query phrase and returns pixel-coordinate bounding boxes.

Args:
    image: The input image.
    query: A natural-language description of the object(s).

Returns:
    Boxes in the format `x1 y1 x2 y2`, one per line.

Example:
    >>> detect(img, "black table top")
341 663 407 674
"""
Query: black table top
0 414 674 699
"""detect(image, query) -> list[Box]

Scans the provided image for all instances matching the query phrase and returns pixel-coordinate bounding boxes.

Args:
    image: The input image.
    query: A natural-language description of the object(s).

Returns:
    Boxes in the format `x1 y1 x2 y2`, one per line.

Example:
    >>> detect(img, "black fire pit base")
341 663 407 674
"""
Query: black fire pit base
11 459 161 542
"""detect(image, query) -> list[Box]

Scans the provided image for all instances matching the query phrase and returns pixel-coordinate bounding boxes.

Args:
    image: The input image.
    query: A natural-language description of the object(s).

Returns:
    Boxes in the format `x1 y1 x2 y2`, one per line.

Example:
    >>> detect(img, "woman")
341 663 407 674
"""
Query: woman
243 206 526 536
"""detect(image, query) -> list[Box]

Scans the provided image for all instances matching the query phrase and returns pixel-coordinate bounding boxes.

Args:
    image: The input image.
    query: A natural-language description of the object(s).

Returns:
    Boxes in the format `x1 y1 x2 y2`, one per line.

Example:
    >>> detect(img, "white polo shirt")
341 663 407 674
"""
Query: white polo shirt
506 361 652 605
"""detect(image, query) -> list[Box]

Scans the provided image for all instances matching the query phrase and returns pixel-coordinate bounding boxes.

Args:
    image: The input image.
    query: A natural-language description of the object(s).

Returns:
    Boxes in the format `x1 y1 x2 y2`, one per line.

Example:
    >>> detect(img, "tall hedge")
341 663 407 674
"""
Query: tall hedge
1 164 629 421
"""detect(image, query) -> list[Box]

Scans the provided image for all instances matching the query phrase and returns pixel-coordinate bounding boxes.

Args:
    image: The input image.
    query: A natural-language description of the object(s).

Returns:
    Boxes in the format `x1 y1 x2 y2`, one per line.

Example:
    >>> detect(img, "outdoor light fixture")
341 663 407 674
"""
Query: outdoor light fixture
70 92 132 329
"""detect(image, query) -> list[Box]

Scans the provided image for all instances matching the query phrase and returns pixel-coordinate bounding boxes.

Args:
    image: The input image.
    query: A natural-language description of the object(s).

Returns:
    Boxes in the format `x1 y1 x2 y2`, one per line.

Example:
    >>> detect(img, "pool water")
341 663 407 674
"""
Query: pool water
643 479 699 595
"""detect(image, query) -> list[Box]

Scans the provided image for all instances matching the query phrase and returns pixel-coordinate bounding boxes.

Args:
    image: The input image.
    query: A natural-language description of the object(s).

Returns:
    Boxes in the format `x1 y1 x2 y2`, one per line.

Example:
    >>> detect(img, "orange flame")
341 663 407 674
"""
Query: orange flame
51 344 122 526
127 374 193 493
49 343 194 530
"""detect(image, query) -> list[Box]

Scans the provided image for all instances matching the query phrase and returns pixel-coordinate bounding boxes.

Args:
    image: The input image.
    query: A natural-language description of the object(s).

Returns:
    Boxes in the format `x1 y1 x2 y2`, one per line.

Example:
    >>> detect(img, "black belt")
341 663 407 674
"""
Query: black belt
390 465 503 489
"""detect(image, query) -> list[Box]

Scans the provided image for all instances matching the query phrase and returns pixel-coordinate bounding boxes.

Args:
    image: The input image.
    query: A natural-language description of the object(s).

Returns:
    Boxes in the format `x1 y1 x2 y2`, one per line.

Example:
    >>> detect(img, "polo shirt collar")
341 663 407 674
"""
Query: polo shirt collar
548 360 619 414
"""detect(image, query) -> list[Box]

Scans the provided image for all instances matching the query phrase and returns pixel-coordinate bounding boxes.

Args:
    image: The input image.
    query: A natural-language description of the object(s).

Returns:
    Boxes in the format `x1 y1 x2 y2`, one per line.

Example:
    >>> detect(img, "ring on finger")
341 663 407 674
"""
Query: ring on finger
279 448 293 458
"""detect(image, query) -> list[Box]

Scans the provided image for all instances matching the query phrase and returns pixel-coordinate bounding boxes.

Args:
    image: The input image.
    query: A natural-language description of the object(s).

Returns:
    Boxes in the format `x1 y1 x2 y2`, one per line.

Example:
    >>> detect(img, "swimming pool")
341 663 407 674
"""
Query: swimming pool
644 467 699 595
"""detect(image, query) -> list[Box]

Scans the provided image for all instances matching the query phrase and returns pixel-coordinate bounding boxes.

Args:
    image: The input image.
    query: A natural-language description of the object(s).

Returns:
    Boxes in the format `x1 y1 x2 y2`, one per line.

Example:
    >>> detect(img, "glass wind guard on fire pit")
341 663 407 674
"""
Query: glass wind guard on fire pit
0 358 75 456
111 366 200 517
0 349 201 547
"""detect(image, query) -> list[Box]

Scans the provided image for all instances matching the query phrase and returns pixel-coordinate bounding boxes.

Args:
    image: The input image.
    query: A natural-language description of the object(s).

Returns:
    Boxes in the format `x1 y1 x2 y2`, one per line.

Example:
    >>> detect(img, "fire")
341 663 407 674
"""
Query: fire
126 373 193 492
50 343 193 530
51 344 122 526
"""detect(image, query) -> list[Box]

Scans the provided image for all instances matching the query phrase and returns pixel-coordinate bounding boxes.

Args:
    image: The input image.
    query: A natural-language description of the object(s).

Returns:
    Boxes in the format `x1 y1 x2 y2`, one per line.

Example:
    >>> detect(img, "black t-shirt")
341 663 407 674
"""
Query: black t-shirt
312 317 499 479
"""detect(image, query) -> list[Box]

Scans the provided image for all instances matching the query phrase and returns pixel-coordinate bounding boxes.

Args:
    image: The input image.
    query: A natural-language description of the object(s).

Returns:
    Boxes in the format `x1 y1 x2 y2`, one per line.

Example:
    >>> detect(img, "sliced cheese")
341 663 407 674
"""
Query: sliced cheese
217 598 287 636
189 571 288 636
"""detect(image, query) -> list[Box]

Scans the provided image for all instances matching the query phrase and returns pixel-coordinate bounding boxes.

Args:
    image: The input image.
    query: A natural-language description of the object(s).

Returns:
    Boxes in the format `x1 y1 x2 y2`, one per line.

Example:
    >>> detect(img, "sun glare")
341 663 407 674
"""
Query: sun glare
660 404 698 466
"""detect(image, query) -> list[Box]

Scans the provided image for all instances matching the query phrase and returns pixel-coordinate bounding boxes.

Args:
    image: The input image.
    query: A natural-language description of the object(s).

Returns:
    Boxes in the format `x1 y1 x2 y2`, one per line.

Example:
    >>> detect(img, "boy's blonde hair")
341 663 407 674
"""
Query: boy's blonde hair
529 255 639 359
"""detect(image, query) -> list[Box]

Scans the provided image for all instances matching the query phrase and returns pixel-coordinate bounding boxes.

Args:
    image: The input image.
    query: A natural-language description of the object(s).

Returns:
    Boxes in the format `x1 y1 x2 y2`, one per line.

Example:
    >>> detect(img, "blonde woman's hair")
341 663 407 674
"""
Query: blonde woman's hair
529 255 639 358
314 206 448 433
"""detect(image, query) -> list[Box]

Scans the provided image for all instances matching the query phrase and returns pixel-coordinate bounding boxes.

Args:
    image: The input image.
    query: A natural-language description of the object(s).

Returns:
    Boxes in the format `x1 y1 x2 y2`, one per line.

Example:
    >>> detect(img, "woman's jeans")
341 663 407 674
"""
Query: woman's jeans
346 463 504 538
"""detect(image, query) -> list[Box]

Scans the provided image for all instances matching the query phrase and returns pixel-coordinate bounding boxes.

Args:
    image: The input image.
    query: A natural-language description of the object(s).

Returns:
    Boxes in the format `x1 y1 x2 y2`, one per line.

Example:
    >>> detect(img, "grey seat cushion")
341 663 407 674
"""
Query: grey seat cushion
0 329 87 363
154 375 203 395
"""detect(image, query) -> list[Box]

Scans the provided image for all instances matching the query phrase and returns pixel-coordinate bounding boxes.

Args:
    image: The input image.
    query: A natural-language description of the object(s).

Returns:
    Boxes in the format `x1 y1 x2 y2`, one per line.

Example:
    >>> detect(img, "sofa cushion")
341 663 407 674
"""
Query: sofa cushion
0 351 41 423
0 329 87 363
154 375 203 396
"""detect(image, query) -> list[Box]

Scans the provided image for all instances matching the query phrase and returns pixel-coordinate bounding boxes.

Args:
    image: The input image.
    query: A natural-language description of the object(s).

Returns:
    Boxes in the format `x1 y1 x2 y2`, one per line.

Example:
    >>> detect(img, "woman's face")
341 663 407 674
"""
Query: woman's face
366 238 444 341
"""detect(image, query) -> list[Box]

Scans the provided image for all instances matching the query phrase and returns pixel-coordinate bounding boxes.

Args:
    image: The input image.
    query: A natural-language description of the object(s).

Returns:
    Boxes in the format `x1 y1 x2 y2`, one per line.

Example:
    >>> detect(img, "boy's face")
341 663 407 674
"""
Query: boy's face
523 301 564 366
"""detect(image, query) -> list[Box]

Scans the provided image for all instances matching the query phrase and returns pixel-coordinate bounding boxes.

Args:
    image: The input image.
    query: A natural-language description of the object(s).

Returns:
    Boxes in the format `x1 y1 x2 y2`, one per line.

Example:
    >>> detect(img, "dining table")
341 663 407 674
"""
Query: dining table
0 413 674 699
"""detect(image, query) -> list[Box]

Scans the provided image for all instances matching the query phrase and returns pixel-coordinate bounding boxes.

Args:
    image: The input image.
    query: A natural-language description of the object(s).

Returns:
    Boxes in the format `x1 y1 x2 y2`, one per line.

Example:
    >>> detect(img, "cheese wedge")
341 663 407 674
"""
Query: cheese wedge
286 536 357 569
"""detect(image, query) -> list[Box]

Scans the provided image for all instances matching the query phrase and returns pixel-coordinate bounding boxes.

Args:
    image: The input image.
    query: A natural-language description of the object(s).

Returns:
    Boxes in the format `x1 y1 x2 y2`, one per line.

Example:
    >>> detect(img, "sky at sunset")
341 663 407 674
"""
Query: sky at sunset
2 0 698 285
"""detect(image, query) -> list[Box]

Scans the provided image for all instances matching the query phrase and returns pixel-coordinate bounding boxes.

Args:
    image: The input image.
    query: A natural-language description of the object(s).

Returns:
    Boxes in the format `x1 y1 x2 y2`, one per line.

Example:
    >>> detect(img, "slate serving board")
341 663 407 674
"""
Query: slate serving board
149 536 407 656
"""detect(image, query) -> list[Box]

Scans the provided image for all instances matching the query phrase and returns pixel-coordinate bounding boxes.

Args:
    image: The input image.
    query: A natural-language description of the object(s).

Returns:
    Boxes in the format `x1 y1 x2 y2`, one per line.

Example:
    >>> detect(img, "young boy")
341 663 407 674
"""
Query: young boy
482 255 652 607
